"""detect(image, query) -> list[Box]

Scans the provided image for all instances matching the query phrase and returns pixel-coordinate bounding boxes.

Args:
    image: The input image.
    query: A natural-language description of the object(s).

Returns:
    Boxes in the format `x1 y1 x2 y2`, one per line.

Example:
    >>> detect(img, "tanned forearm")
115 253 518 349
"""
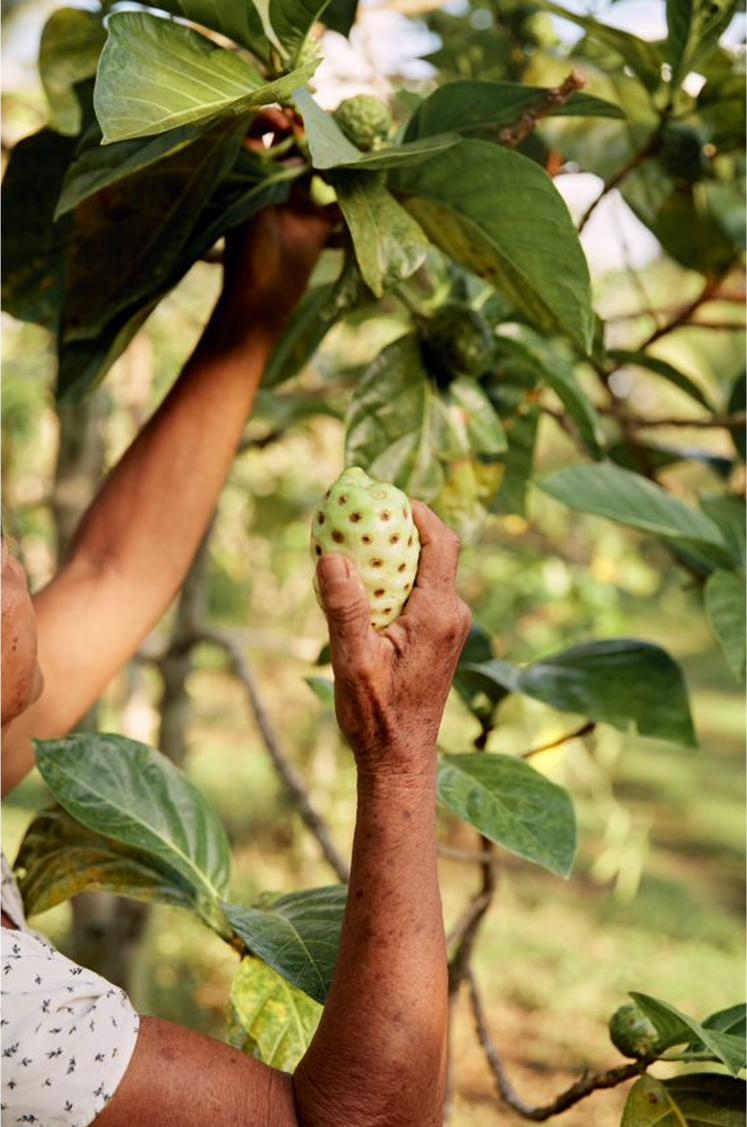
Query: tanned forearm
293 765 447 1127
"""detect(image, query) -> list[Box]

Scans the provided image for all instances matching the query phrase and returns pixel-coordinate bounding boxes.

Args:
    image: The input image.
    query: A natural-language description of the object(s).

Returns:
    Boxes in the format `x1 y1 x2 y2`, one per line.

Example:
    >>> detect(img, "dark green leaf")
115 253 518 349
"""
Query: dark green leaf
335 175 430 298
1 129 76 331
608 349 716 412
405 80 624 142
666 0 693 85
437 753 577 877
15 806 203 919
151 0 269 60
229 956 321 1069
700 495 746 569
632 993 747 1075
34 734 232 932
58 300 155 401
392 141 595 354
270 0 332 60
703 1004 747 1038
705 570 746 682
223 886 347 1004
538 462 734 568
320 0 359 35
622 1073 746 1126
39 7 106 135
728 371 746 461
669 0 739 85
94 12 317 142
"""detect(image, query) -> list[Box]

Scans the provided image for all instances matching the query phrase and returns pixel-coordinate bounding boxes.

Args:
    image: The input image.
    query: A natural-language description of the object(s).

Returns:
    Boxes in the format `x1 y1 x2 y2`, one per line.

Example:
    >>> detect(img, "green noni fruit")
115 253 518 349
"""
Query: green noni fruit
422 302 494 385
332 95 392 151
608 1003 660 1059
311 467 420 629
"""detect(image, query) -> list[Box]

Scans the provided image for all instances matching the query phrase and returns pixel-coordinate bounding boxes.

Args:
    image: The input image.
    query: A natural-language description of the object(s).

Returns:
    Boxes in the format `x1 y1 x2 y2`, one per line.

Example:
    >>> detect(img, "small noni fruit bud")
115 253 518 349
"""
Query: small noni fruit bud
311 467 420 629
332 95 392 151
421 302 494 387
608 1003 660 1059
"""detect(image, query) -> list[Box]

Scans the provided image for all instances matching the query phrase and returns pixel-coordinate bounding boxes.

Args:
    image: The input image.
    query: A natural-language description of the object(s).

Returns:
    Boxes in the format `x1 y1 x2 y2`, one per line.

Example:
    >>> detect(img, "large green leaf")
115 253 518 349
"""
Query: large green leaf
666 0 738 87
152 0 269 60
335 174 430 298
437 753 576 877
34 734 232 932
622 1074 746 1126
229 956 322 1070
462 638 697 746
404 80 624 142
345 333 506 501
58 300 157 401
705 570 746 682
1 129 77 331
15 806 203 919
542 3 664 93
39 7 106 135
392 141 595 354
631 993 747 1076
270 0 332 60
320 0 359 35
538 462 735 568
223 886 347 1004
94 12 317 142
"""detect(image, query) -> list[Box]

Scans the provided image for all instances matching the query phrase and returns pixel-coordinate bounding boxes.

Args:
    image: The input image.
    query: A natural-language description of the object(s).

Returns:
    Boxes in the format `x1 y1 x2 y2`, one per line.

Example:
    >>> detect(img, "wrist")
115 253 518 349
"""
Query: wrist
200 297 286 356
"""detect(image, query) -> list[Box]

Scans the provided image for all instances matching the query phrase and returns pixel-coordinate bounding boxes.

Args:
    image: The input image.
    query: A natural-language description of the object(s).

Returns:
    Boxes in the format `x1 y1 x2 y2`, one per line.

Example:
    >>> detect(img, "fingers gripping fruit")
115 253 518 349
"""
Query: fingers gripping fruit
333 95 392 152
311 467 420 629
608 1003 660 1059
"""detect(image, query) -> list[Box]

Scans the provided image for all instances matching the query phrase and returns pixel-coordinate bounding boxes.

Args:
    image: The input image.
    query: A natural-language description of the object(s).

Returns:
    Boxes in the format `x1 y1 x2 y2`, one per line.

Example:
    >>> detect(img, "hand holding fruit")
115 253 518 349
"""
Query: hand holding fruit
313 469 472 776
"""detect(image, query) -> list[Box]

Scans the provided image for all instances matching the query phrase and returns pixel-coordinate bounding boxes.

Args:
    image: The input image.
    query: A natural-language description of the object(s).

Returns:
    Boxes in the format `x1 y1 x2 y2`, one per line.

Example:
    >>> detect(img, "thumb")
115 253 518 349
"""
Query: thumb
317 554 372 659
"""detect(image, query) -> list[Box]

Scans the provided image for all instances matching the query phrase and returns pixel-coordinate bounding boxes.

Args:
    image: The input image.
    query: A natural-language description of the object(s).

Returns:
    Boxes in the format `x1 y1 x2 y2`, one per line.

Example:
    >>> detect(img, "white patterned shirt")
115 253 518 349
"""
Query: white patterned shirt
1 852 140 1127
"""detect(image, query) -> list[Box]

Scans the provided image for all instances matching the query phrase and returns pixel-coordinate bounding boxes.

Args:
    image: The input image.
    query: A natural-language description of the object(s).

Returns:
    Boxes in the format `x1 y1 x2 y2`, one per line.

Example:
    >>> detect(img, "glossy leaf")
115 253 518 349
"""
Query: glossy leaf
608 349 715 412
393 141 595 354
229 956 322 1070
538 462 734 568
437 753 576 877
335 176 430 297
1 129 76 332
34 734 232 933
39 7 106 135
462 638 696 746
15 806 202 919
631 993 747 1075
404 79 624 142
94 12 317 142
223 886 347 1004
622 1073 746 1126
705 570 746 682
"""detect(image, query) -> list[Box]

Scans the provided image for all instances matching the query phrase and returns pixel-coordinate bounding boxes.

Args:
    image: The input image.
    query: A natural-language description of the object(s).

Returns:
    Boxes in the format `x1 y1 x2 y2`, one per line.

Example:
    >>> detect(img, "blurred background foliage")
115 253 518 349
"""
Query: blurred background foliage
1 0 745 1122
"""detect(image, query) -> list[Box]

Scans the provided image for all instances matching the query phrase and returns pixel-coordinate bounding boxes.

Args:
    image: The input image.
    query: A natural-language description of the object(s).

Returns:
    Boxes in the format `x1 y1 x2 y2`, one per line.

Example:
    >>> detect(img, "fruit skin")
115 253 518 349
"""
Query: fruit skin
608 1003 660 1059
422 302 494 387
311 467 420 630
658 121 709 184
333 95 392 152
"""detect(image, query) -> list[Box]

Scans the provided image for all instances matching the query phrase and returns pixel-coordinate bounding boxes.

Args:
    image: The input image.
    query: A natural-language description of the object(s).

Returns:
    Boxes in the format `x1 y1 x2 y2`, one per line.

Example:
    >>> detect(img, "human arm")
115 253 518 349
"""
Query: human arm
1 202 332 796
91 503 470 1127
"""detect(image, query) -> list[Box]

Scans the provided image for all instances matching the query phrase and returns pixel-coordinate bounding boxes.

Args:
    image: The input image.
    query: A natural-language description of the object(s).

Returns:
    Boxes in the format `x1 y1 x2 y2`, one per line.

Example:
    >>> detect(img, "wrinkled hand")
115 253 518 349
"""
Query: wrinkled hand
316 502 472 778
213 193 335 343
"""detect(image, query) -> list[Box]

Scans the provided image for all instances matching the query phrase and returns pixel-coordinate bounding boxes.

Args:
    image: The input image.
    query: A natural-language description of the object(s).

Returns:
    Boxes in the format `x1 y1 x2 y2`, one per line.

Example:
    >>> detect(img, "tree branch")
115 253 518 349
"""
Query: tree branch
498 71 588 150
578 128 662 233
198 629 350 883
468 968 645 1120
521 722 596 759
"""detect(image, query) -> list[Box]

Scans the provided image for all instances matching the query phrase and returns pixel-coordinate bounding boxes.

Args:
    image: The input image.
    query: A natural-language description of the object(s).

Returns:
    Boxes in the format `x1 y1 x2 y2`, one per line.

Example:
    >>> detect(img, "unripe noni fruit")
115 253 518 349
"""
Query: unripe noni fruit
333 95 392 151
422 302 494 386
608 1003 660 1059
311 467 420 629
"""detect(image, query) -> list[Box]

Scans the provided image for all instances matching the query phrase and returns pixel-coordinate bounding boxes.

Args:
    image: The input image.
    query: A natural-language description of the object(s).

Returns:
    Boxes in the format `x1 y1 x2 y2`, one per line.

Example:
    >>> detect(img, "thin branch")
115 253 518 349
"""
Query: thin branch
198 629 350 883
498 71 588 150
439 845 503 865
639 276 720 350
578 128 661 233
468 968 645 1120
618 410 746 430
521 722 596 759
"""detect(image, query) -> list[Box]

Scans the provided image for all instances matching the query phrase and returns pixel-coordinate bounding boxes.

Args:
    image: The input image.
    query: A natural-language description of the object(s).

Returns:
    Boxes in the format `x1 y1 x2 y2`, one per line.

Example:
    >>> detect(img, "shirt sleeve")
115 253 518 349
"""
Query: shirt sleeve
1 928 141 1127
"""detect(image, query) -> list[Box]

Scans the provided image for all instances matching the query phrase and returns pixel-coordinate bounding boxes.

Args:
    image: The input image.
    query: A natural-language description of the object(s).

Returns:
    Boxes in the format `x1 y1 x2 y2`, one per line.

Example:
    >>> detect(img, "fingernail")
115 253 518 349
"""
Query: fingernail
318 554 349 585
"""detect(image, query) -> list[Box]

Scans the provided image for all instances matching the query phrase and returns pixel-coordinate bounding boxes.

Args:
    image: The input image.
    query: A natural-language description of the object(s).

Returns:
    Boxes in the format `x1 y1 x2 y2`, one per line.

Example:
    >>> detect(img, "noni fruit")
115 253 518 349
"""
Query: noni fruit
311 467 420 629
422 302 494 385
333 95 392 151
608 1003 660 1059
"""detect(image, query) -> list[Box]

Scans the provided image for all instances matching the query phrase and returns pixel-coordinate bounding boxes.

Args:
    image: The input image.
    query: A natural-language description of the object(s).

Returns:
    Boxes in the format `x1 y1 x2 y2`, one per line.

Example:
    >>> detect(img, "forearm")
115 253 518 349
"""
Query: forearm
293 759 447 1127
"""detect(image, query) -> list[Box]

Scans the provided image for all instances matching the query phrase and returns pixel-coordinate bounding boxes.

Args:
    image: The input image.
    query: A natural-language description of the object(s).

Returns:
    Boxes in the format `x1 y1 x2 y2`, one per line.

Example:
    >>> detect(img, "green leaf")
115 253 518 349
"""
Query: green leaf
15 806 203 919
538 462 734 568
632 993 747 1075
667 0 739 87
304 675 335 706
728 371 746 462
294 86 362 167
608 349 716 412
437 753 577 877
94 12 317 143
405 80 625 142
622 1073 746 1126
335 175 430 298
1 129 76 331
57 300 156 401
34 734 232 932
705 570 746 682
345 334 506 502
542 3 664 93
270 0 332 60
320 0 359 35
229 956 322 1070
392 141 595 354
39 7 106 135
223 885 347 1004
700 495 746 570
151 0 269 60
